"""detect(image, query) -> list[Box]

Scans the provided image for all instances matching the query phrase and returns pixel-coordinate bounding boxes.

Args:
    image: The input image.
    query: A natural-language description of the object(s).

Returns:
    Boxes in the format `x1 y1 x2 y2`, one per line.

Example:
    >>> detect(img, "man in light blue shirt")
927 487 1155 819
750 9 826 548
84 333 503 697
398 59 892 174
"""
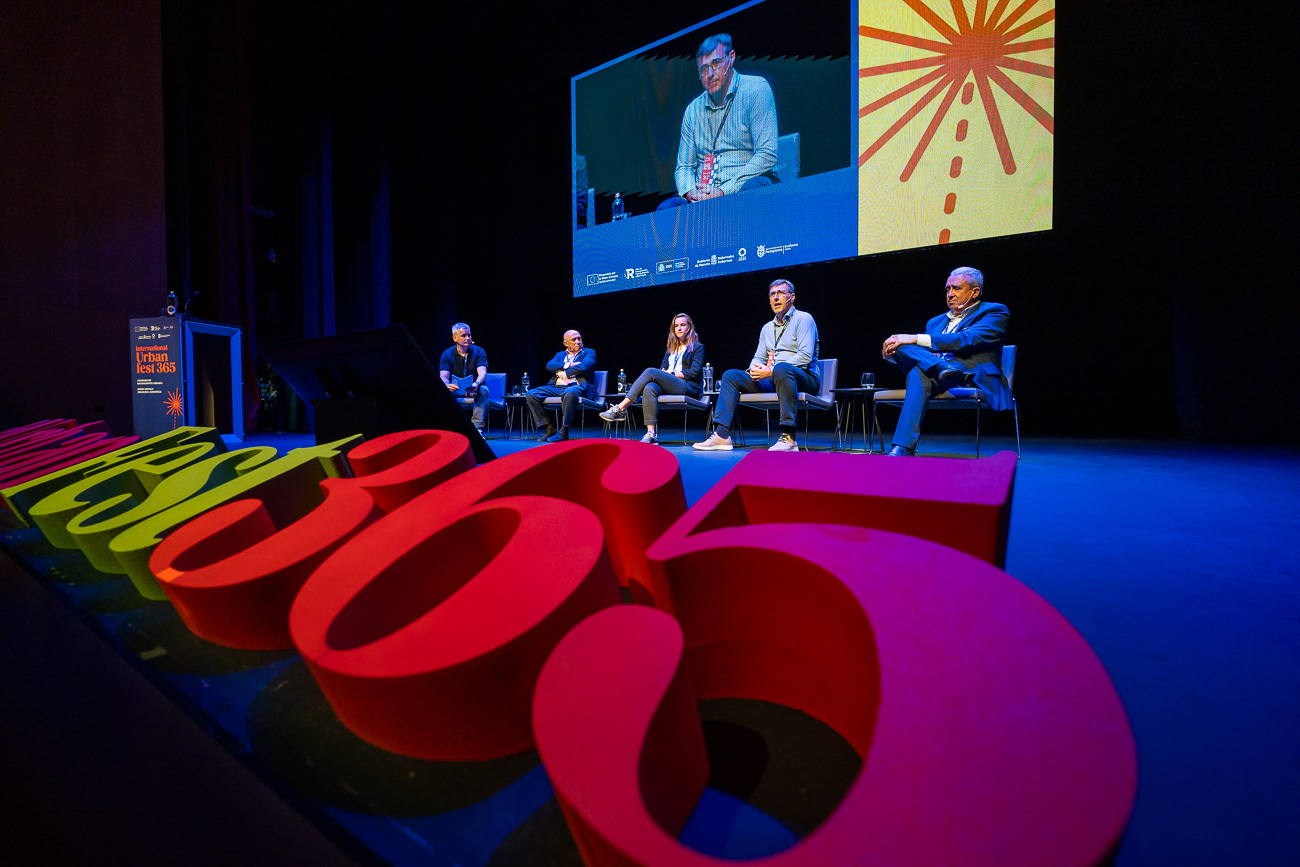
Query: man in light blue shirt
694 278 819 452
658 33 780 210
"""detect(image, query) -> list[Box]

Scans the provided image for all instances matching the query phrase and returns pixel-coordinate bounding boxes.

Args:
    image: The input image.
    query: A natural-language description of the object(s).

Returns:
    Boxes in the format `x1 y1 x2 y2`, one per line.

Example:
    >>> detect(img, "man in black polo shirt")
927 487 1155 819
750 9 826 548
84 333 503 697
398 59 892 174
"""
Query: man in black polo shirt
438 322 489 434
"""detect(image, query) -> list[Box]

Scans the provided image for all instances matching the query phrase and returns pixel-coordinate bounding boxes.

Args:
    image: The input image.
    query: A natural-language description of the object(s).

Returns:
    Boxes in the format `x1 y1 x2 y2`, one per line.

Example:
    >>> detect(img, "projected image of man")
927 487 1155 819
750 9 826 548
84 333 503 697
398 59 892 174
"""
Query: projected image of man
658 33 779 210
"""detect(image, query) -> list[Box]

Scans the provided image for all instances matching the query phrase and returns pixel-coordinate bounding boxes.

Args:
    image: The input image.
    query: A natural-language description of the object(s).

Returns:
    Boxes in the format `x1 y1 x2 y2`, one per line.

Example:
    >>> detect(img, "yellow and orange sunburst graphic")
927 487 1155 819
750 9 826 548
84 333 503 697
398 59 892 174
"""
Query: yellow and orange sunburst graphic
858 0 1054 255
164 389 185 429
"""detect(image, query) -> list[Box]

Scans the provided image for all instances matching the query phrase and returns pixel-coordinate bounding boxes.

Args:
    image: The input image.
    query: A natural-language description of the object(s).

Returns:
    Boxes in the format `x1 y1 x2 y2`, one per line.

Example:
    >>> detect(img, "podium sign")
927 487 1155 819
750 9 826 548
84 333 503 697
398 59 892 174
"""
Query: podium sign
131 317 184 438
129 316 244 440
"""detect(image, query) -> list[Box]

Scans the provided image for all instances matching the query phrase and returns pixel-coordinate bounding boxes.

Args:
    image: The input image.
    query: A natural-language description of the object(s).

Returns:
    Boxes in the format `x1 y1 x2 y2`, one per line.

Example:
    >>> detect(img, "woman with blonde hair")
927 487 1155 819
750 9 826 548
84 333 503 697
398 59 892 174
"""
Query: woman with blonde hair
600 313 706 444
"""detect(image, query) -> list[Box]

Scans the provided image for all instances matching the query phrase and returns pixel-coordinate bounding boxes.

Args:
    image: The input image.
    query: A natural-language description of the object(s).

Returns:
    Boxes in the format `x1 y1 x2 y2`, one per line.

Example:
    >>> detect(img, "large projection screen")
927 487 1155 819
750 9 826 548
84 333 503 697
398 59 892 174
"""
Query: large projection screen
571 0 1054 296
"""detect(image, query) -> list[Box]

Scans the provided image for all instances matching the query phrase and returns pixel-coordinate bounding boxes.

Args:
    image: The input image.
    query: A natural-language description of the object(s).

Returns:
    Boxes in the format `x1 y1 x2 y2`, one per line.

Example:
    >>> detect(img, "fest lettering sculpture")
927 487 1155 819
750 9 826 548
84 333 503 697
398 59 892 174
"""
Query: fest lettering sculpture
0 420 1136 865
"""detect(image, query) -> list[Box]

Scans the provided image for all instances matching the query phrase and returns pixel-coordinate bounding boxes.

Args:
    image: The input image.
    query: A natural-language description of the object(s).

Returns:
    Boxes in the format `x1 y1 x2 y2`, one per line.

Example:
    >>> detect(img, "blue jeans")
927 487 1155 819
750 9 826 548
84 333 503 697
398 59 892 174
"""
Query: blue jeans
458 388 490 427
710 362 819 434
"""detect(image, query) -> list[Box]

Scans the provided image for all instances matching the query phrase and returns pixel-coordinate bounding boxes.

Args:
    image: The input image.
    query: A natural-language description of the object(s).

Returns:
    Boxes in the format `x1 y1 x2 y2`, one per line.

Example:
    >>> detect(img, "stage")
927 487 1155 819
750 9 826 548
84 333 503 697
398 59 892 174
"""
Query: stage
1 431 1296 865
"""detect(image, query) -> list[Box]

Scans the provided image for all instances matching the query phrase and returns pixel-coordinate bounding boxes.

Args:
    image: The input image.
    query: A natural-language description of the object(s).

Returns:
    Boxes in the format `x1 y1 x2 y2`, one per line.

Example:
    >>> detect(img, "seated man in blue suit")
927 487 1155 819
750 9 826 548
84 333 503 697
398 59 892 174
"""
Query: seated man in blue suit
880 266 1010 456
526 329 597 442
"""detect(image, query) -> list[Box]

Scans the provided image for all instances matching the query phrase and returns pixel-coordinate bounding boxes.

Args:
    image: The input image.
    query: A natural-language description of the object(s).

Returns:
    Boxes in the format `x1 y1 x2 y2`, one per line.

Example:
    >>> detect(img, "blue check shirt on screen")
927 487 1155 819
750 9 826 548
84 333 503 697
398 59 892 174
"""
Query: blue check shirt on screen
673 71 778 198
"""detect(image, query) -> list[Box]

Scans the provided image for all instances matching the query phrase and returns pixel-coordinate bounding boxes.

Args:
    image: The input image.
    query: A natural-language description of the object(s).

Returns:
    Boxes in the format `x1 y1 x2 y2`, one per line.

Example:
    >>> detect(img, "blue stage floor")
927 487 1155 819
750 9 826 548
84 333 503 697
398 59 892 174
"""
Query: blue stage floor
2 430 1297 865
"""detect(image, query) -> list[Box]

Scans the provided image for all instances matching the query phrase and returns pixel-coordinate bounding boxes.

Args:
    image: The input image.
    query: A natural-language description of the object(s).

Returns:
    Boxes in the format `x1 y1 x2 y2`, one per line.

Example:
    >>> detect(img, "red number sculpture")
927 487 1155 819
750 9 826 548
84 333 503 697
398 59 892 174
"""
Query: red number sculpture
288 439 687 760
532 449 1136 866
149 429 477 649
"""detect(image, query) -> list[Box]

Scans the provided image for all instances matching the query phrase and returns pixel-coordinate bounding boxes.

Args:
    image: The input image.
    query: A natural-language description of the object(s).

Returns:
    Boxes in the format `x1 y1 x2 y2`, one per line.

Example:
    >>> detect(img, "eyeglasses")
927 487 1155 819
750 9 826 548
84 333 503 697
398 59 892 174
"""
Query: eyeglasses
697 57 730 77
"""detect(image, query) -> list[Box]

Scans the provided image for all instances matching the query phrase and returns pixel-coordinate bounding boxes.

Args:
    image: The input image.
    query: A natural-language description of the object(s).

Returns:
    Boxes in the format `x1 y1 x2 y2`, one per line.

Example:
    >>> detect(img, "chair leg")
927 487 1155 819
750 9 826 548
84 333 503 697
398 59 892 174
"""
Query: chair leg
975 404 982 458
1013 401 1021 458
873 402 904 453
864 397 876 452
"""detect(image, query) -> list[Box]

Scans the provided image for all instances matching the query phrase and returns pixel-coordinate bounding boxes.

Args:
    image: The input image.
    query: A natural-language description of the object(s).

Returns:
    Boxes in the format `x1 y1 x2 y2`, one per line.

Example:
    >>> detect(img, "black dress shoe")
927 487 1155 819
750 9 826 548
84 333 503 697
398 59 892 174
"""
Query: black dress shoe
886 445 914 456
539 424 557 441
934 362 968 390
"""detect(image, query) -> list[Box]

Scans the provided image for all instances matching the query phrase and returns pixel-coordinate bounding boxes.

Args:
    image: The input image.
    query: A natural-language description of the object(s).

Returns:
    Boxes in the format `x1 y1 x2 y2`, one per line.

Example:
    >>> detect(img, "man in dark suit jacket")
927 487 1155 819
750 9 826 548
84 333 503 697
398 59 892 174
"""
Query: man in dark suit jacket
880 267 1010 456
526 329 598 442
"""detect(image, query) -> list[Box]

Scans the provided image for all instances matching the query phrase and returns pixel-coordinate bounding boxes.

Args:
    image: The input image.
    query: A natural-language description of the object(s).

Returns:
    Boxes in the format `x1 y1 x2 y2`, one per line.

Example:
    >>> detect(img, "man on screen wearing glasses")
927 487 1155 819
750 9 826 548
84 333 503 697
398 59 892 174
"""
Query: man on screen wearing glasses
658 33 780 210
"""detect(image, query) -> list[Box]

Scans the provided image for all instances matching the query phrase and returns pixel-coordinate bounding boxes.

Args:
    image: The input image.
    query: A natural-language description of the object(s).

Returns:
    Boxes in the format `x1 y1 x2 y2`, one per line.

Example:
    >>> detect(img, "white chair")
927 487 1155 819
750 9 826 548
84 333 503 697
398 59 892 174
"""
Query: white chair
649 393 713 445
737 358 838 448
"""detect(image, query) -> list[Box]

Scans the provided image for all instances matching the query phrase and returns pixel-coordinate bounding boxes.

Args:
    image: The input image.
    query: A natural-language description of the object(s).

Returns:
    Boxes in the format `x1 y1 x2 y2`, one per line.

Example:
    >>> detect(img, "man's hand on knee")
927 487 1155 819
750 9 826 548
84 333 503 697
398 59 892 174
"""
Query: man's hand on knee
882 333 919 358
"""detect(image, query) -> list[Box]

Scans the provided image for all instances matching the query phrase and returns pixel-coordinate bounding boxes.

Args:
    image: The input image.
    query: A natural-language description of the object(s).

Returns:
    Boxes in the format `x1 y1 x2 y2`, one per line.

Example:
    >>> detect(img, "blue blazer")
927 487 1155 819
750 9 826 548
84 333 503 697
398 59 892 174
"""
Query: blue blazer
659 343 706 397
924 302 1011 411
545 347 598 401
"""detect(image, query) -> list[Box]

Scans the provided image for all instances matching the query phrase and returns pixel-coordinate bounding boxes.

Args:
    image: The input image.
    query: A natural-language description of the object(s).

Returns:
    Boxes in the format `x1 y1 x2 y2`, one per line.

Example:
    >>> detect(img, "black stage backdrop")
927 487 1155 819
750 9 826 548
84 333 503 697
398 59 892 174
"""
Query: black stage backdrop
252 0 1298 442
1 1 1296 442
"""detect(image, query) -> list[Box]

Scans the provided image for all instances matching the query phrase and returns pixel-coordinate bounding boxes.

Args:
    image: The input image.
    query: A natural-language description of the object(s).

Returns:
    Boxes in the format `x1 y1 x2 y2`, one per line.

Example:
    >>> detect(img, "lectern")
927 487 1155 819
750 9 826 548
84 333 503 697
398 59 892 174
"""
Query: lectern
130 316 244 440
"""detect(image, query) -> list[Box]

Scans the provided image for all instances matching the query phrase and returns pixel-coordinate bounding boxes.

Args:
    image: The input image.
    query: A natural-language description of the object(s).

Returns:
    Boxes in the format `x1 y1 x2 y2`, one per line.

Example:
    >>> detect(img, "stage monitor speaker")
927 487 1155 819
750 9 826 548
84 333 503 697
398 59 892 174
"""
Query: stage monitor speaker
261 325 496 464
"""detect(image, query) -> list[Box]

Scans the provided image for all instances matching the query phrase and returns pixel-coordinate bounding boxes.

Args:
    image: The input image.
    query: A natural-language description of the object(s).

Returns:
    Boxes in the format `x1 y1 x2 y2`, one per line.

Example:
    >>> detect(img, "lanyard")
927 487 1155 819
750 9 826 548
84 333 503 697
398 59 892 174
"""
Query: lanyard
706 92 735 156
668 348 685 374
773 315 789 345
768 314 790 366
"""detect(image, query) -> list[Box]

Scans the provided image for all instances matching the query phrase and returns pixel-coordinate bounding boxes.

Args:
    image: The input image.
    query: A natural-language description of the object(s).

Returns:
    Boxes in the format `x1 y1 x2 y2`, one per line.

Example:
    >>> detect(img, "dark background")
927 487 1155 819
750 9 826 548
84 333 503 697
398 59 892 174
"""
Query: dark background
0 0 1295 442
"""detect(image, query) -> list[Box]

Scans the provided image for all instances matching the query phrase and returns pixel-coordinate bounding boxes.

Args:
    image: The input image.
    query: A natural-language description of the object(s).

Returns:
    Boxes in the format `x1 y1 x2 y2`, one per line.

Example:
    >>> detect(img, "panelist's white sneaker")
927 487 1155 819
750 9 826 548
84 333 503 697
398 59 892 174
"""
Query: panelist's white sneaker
768 433 799 452
692 432 733 451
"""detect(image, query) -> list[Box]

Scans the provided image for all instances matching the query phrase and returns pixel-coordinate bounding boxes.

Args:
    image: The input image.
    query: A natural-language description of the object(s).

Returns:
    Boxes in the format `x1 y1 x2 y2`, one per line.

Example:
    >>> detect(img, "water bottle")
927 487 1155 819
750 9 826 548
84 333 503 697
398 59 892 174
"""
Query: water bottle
521 372 530 393
612 192 625 221
703 363 714 392
164 291 178 316
618 369 627 393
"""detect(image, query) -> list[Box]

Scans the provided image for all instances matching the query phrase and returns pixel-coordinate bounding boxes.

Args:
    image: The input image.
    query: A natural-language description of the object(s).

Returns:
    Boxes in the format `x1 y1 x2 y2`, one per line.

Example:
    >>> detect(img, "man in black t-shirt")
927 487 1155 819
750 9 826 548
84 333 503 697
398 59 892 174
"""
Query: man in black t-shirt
438 322 489 433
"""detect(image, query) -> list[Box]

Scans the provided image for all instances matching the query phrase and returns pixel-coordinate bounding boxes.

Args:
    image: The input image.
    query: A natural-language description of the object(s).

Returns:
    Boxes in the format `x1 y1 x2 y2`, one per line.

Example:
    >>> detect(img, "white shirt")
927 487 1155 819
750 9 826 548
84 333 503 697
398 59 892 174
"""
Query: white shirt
916 301 981 348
